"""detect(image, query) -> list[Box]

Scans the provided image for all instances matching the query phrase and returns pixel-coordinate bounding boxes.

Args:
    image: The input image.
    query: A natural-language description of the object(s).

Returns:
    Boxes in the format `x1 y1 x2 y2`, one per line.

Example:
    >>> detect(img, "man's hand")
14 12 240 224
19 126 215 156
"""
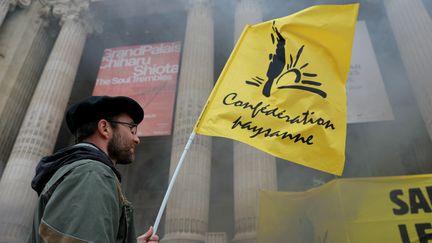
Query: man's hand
137 226 159 243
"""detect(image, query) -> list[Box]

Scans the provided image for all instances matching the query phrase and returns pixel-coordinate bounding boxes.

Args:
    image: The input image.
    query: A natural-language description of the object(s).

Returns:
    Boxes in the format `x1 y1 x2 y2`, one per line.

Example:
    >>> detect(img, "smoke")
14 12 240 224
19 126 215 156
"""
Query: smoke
52 0 432 241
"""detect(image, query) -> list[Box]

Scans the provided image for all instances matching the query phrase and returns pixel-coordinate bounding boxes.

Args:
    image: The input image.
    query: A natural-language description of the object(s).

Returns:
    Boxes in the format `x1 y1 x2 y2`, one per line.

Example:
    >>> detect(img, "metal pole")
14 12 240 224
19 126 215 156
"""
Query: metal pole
152 131 196 234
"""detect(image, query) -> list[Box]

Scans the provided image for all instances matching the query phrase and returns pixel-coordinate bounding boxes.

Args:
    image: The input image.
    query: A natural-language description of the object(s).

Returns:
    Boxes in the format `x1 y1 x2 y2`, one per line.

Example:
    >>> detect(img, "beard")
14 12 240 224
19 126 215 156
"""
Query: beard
107 130 135 165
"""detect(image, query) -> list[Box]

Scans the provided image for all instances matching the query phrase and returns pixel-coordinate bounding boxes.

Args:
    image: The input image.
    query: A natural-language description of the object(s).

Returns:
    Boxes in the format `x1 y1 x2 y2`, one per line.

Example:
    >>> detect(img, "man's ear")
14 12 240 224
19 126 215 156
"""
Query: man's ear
97 119 111 139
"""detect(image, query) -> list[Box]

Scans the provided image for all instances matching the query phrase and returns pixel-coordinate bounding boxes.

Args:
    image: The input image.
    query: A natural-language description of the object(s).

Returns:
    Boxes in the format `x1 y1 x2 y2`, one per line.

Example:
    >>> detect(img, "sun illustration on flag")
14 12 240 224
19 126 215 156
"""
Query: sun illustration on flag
245 21 327 98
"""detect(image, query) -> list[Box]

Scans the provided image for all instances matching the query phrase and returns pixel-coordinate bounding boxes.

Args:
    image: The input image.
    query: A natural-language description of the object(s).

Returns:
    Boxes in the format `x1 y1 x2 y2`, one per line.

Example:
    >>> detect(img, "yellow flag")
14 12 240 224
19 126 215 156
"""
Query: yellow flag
257 174 432 243
194 4 359 175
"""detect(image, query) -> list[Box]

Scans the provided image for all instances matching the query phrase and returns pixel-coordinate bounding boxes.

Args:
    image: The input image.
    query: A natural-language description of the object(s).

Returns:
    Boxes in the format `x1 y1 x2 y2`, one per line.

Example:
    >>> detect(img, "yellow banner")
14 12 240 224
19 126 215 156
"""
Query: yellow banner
194 4 359 175
257 174 432 243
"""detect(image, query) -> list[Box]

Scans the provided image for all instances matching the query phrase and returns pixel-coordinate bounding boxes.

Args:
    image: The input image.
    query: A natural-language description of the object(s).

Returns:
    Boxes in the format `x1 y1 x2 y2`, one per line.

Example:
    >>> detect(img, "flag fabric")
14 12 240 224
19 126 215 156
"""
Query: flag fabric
257 174 432 243
194 4 359 175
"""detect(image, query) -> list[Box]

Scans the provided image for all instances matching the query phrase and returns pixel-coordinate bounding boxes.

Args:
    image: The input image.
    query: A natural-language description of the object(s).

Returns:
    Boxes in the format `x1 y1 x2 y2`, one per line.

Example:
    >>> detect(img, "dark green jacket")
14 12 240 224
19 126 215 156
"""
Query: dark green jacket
28 159 136 243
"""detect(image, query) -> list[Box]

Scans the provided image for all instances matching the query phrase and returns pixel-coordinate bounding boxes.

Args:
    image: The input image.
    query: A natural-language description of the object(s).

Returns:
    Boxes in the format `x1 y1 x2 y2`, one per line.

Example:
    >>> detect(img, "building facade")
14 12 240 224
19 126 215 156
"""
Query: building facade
0 0 432 242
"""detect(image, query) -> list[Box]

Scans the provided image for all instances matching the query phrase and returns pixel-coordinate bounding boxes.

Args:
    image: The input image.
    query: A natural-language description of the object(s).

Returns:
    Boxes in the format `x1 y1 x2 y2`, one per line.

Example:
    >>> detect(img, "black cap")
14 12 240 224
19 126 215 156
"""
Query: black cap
66 96 144 134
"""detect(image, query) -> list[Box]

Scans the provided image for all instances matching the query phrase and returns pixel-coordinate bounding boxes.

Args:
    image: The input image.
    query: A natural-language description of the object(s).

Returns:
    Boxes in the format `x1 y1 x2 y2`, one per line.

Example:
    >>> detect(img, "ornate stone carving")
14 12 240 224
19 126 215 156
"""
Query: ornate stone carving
6 0 32 11
47 0 89 22
43 0 102 34
17 0 31 8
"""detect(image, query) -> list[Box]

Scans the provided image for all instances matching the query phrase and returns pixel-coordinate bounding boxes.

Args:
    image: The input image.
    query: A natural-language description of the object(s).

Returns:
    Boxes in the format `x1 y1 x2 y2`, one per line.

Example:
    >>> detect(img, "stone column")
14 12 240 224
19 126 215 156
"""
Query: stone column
384 0 432 140
232 1 277 243
0 2 54 178
162 0 213 242
0 0 32 29
0 1 94 242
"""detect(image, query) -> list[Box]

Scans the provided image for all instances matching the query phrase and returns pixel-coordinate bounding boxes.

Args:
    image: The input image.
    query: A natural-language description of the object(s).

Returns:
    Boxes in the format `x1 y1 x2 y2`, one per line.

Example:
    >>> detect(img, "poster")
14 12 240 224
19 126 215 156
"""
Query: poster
93 41 181 136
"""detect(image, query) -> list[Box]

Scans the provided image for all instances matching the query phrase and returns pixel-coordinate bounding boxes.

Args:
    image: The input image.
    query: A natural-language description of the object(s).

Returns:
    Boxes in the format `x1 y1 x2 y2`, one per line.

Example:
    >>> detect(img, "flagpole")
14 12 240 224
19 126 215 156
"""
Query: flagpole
152 131 196 235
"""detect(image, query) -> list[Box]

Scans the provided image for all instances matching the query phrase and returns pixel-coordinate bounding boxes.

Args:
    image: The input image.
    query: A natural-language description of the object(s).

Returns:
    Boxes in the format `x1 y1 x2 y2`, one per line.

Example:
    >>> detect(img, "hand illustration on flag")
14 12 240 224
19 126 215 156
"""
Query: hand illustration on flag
194 4 359 175
247 21 326 99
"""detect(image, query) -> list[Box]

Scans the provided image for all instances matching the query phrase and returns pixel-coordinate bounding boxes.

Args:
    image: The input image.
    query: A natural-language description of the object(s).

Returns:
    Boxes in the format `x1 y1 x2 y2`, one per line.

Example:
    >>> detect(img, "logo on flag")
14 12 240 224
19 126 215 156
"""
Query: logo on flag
246 21 327 99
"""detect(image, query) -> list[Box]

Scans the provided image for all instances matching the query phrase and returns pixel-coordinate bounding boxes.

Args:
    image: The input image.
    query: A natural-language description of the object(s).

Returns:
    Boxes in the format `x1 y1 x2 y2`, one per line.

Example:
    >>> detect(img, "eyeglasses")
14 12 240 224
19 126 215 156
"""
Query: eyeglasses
107 120 138 135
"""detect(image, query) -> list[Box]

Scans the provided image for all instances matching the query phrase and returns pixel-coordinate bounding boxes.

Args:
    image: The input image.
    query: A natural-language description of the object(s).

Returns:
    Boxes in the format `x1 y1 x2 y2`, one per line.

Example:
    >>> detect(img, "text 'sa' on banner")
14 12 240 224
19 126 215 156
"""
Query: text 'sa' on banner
257 174 432 243
194 4 360 175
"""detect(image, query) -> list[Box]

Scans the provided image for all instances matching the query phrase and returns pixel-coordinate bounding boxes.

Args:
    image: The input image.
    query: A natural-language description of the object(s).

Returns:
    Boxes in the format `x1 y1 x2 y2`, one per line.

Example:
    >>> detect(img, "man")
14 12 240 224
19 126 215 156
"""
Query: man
28 96 159 243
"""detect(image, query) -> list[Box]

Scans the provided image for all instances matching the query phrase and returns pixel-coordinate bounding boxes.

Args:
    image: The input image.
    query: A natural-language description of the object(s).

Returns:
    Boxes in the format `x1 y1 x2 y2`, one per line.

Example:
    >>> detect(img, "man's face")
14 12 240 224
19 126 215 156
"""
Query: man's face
107 113 140 164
